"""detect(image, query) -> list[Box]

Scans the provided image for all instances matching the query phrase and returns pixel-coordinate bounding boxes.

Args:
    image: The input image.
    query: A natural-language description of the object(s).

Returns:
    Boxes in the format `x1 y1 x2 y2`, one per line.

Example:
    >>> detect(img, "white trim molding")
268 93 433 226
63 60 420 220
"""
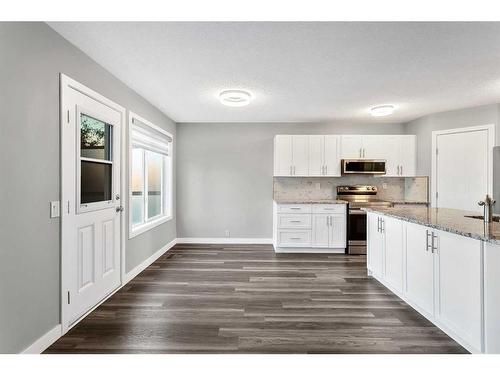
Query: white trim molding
128 110 174 239
431 124 495 208
176 238 273 244
21 325 62 354
60 74 127 335
124 238 177 283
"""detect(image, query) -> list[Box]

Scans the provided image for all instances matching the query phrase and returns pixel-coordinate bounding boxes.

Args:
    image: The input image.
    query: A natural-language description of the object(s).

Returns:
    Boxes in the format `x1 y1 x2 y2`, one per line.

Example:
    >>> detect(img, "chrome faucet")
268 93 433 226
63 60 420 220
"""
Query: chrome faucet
478 195 496 223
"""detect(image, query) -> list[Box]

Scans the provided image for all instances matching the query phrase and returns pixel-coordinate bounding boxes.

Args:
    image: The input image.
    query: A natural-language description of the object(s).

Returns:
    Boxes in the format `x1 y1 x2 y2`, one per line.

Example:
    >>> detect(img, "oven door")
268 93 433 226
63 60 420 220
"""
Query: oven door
348 208 367 254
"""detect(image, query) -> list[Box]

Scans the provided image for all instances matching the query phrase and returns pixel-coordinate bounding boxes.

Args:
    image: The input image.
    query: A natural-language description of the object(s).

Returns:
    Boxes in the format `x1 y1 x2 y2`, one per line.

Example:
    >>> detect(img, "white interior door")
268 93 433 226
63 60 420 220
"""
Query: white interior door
61 75 124 331
433 126 493 212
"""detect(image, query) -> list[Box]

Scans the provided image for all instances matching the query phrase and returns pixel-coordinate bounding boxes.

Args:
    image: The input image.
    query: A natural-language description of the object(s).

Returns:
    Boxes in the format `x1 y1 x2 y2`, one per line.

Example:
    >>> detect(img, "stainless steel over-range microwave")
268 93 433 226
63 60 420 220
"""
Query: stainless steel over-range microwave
341 159 386 175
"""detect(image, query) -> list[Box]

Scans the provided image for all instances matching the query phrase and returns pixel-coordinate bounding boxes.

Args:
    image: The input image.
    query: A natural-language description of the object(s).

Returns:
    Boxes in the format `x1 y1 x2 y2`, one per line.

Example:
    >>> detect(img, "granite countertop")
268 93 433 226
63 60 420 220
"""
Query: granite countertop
390 200 429 205
362 206 500 245
274 198 348 204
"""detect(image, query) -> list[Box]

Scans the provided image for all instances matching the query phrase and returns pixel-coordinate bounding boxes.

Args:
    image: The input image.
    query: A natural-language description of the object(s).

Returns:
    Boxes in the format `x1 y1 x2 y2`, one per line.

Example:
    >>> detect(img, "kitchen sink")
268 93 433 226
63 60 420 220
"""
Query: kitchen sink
464 215 500 222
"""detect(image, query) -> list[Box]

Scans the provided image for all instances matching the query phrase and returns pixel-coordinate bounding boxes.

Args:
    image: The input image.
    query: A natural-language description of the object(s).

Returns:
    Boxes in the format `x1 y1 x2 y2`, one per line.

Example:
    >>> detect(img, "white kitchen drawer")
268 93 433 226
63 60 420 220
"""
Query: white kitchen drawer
277 214 312 229
312 204 346 214
277 230 312 247
277 204 312 214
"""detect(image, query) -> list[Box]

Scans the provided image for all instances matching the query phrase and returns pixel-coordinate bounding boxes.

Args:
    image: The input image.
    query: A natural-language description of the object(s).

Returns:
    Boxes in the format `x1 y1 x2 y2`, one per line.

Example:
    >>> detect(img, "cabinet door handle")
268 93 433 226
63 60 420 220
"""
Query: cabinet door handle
290 220 301 223
294 166 296 175
363 148 366 158
330 216 333 227
359 148 362 157
425 230 431 251
401 165 403 175
325 165 328 175
377 217 381 232
290 237 301 240
431 232 437 253
381 219 385 233
290 166 292 175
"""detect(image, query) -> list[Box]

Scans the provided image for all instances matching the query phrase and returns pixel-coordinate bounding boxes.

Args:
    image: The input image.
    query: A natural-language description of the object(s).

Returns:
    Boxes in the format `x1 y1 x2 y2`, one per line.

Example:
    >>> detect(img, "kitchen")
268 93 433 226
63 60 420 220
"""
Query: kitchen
3 16 500 372
272 132 500 354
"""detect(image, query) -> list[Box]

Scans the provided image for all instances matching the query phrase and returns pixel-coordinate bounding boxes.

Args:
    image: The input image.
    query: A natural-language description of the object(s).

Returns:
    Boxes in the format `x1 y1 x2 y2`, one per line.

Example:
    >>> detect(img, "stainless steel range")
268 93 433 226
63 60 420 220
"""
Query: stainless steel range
336 185 392 255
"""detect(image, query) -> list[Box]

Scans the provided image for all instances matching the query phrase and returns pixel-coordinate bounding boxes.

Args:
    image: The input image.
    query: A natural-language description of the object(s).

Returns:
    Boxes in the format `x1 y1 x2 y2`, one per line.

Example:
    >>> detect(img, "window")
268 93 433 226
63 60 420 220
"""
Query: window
129 112 173 238
78 111 115 211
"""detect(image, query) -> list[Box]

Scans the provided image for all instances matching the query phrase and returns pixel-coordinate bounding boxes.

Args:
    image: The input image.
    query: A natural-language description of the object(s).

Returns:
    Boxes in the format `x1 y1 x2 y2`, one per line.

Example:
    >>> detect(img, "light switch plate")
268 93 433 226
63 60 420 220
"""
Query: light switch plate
50 201 60 218
315 183 321 190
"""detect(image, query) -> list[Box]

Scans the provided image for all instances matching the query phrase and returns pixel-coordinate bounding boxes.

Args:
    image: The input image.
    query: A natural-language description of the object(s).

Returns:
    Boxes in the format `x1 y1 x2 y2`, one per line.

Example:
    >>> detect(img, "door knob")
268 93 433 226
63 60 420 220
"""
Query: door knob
116 206 124 212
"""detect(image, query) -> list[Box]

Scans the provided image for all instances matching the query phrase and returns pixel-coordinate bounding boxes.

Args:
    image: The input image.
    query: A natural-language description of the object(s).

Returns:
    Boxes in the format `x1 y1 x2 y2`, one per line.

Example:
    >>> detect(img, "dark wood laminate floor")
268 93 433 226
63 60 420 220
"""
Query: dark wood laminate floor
45 244 468 354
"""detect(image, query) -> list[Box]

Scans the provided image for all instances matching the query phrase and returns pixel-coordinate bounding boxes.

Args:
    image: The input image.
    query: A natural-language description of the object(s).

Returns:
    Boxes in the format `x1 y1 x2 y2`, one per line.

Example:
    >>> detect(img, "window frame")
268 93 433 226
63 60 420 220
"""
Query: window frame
76 105 118 214
128 111 173 239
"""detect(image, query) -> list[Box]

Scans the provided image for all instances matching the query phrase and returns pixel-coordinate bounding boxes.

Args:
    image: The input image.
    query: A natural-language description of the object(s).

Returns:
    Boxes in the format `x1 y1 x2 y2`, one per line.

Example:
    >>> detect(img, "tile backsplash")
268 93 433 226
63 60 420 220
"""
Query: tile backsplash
273 176 428 202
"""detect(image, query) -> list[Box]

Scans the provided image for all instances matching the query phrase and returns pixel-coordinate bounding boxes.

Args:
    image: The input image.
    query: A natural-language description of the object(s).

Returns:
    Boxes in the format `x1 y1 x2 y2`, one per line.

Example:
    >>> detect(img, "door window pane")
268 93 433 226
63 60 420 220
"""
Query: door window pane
81 161 112 204
81 113 112 160
146 151 163 219
131 148 144 226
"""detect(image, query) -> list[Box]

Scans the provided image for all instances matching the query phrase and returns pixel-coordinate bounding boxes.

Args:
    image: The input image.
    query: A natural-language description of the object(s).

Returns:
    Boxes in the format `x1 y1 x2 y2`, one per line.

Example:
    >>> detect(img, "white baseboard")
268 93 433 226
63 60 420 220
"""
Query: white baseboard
274 247 346 254
21 325 62 354
176 237 273 244
124 238 177 283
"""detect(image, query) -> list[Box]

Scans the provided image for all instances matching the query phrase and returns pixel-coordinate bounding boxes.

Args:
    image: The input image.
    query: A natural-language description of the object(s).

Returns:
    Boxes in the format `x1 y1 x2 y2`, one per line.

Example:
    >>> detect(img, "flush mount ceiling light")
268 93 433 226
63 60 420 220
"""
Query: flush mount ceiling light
219 89 252 107
370 105 395 117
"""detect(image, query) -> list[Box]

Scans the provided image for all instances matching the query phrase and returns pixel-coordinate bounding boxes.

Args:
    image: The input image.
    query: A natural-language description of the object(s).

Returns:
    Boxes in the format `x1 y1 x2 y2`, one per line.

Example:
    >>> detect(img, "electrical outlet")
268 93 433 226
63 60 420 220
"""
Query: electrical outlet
50 201 60 218
225 230 230 238
382 183 388 189
315 183 321 190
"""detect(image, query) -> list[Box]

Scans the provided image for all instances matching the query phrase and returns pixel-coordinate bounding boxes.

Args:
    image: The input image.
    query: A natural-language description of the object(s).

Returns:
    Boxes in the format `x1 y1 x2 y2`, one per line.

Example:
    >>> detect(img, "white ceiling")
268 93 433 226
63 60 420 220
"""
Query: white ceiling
48 22 500 123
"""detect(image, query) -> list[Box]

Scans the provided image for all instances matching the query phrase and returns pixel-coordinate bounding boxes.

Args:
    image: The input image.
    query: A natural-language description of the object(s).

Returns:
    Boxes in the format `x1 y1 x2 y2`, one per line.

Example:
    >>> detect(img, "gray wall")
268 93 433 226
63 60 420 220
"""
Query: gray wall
176 122 405 238
0 22 176 353
404 104 500 176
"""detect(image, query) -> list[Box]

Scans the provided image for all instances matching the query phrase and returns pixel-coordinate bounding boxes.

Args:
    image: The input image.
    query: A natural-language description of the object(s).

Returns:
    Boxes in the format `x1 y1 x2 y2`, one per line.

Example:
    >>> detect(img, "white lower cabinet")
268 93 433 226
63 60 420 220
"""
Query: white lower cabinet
383 216 403 294
367 212 384 278
274 202 346 252
367 213 487 353
434 229 482 352
484 242 500 353
405 222 435 317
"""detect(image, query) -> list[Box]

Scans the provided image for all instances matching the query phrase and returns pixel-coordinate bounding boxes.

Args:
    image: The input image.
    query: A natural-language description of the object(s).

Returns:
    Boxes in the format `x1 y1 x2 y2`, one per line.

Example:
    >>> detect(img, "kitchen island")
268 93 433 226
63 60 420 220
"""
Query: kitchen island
362 205 500 354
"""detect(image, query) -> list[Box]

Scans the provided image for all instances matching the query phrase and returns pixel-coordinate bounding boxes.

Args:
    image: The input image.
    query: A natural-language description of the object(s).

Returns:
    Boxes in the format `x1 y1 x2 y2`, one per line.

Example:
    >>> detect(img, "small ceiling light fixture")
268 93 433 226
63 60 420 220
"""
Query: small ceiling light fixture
370 105 395 117
219 89 252 107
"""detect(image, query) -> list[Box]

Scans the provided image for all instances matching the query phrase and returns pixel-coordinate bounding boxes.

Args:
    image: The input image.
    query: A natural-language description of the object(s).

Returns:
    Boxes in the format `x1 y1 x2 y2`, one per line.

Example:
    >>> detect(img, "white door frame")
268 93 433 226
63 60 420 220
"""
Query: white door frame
431 124 495 208
60 74 127 333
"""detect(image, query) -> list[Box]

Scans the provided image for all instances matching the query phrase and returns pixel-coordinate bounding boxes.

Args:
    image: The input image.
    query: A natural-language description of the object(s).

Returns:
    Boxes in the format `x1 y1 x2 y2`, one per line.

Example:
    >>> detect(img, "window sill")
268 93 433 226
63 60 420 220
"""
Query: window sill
129 215 173 239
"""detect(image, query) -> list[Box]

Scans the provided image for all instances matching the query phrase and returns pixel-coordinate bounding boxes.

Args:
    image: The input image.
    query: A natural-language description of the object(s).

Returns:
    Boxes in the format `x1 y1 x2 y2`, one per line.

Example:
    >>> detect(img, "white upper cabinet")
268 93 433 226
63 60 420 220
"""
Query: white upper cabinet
274 135 309 176
340 135 364 159
308 135 341 177
340 135 417 177
308 135 324 176
399 135 417 177
323 135 341 176
275 134 416 177
274 135 293 176
292 135 309 176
